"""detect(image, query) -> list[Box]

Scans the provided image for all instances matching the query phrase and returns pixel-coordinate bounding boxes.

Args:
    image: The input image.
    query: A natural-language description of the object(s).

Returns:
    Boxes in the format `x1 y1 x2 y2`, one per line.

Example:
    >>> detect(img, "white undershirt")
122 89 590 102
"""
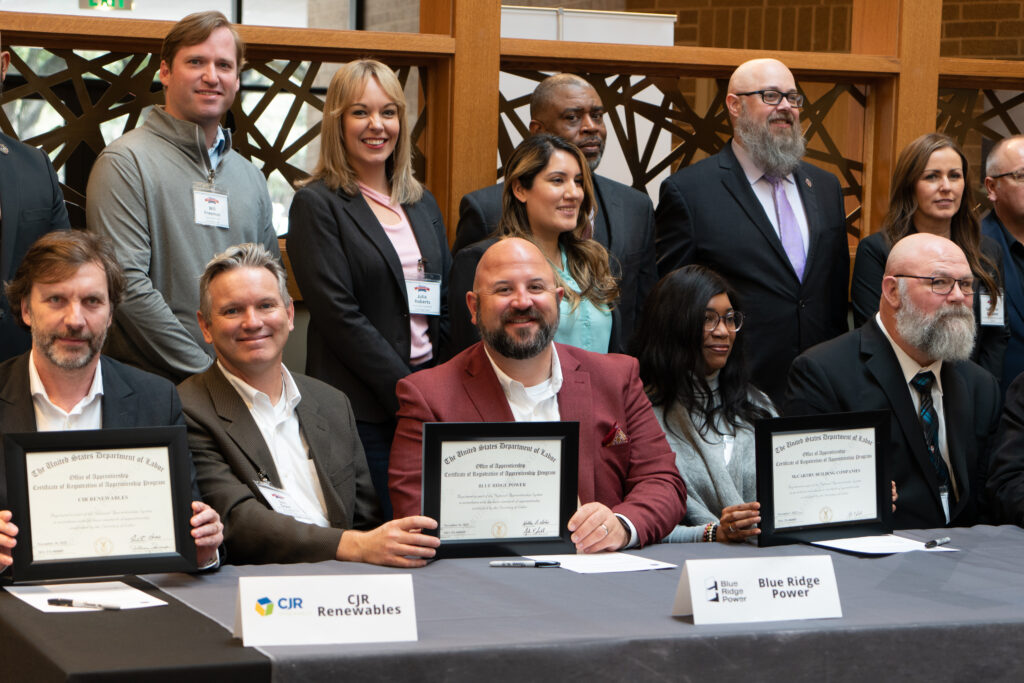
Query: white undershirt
219 362 330 528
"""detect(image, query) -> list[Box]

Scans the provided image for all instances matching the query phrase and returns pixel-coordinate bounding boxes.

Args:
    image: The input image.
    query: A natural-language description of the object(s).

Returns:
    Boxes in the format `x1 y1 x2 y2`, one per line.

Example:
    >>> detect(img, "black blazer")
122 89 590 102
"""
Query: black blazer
287 181 450 423
0 353 188 509
785 319 1002 529
655 141 849 404
451 174 657 351
851 229 1008 380
0 131 70 361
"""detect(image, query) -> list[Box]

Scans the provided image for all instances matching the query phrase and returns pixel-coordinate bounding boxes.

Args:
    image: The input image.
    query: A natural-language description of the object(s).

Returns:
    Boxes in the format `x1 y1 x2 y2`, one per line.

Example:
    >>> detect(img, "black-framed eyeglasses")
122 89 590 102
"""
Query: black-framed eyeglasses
894 274 975 296
734 89 804 107
704 310 744 332
990 168 1024 183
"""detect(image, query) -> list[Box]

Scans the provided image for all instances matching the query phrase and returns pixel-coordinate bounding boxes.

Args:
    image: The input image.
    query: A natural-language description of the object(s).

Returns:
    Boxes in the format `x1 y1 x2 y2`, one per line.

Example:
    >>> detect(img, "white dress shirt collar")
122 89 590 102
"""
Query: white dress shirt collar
483 344 563 422
28 351 104 431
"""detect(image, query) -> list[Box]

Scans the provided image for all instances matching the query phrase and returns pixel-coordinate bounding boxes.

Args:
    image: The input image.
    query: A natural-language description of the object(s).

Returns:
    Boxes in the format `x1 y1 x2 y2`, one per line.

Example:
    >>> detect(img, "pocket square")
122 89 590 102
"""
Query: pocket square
602 424 629 447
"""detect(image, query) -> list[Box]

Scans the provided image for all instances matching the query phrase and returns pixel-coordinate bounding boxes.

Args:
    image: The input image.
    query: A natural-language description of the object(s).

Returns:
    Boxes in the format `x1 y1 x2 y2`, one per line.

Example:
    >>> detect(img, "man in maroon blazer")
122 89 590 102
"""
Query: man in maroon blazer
389 238 686 551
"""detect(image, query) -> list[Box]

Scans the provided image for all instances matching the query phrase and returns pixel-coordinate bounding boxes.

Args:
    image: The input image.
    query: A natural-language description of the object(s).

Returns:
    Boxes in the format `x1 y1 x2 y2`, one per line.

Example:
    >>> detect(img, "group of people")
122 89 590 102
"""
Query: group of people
5 10 1024 572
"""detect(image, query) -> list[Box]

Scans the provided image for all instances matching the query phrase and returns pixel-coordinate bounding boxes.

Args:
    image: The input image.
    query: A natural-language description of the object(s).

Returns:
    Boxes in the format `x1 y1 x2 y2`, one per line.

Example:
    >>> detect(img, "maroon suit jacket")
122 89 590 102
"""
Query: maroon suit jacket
388 343 687 546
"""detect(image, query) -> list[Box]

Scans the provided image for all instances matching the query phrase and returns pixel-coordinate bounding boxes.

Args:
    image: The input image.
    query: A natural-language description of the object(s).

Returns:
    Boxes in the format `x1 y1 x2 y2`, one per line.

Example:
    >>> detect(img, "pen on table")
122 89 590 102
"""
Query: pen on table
489 560 560 568
47 598 122 610
924 537 951 549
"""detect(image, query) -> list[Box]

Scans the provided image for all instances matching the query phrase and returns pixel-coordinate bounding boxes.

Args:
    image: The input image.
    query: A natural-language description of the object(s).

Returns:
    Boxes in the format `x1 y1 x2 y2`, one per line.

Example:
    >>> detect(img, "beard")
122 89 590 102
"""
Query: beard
477 306 558 360
894 282 976 362
32 326 105 370
734 101 807 177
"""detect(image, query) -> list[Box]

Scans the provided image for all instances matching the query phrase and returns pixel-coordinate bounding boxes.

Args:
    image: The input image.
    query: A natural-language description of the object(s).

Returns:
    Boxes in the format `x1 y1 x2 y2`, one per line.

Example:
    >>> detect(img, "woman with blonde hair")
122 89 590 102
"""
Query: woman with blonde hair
446 134 619 356
288 59 449 519
851 132 1006 377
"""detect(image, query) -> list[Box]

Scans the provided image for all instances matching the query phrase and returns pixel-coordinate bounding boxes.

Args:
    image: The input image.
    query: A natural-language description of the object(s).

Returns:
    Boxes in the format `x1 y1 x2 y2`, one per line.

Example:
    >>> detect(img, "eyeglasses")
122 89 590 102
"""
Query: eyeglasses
734 89 805 107
990 168 1024 183
894 274 975 296
704 310 744 332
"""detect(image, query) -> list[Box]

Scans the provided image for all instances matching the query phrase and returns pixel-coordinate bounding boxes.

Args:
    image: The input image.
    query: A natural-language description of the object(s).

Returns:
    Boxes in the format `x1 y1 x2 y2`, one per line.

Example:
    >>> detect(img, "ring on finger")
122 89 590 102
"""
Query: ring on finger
729 525 736 533
599 523 609 536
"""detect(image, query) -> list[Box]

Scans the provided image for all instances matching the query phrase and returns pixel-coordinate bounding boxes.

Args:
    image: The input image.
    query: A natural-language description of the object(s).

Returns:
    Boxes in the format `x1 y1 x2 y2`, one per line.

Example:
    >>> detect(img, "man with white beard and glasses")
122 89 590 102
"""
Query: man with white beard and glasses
655 58 849 405
785 233 1001 529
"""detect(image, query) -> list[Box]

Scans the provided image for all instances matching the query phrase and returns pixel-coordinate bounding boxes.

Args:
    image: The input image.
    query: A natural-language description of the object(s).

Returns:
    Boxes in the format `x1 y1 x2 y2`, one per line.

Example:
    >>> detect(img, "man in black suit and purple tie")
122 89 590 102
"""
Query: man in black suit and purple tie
656 58 849 404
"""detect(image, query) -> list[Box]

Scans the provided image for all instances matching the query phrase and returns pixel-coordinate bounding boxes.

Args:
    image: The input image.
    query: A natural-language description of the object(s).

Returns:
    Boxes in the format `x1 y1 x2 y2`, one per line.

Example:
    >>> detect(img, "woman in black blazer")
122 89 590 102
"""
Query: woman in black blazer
287 59 449 519
851 133 1006 378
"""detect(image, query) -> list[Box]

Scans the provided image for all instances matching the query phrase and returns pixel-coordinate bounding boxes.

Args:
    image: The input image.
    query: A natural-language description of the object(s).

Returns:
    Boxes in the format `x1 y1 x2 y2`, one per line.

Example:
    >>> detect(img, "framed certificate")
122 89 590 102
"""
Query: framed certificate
755 411 893 547
421 422 578 558
3 426 197 582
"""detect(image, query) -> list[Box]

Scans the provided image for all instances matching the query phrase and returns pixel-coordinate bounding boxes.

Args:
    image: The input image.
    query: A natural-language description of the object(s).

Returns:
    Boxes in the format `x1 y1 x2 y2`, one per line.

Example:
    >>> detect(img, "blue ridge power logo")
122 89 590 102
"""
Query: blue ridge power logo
255 597 274 616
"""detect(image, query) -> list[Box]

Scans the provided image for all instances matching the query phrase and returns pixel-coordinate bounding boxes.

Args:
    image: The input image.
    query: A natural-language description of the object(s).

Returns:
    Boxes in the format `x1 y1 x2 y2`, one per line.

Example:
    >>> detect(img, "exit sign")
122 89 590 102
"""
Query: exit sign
79 0 134 10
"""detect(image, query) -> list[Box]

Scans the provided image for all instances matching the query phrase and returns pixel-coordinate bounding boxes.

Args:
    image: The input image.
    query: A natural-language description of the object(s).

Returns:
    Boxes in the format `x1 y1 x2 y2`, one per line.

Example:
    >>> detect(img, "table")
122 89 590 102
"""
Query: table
7 525 1024 682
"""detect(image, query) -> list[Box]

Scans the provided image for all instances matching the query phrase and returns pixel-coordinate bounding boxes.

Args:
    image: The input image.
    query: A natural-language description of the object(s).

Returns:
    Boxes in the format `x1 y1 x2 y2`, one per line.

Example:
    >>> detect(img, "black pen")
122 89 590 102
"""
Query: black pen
48 597 122 610
489 560 560 568
924 537 951 549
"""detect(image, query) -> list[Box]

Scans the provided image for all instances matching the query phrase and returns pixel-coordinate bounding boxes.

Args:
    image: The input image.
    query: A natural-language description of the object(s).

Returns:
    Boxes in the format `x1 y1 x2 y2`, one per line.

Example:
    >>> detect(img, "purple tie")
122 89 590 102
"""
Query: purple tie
766 176 805 281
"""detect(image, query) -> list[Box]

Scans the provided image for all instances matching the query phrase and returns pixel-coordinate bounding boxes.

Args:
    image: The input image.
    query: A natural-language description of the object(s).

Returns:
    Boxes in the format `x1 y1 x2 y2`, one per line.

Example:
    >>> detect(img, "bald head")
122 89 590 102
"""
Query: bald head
727 59 796 112
985 135 1024 228
884 232 969 280
473 237 557 293
529 73 606 170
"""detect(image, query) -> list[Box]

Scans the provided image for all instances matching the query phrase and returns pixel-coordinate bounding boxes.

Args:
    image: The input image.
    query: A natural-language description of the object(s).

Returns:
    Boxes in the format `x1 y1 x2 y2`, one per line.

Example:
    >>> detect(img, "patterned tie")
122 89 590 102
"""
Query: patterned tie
910 371 952 488
765 176 805 281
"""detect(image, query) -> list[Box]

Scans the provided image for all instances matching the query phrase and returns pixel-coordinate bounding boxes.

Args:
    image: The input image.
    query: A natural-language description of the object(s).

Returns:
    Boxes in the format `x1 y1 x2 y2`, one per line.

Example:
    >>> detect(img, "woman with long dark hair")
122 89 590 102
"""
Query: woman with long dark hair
633 265 774 543
851 132 1006 377
446 134 619 357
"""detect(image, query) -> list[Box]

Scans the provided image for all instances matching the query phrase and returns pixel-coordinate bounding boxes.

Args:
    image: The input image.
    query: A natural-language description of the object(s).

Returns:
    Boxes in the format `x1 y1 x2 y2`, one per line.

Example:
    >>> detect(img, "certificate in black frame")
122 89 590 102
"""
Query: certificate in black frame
755 411 893 547
422 421 578 558
4 426 197 582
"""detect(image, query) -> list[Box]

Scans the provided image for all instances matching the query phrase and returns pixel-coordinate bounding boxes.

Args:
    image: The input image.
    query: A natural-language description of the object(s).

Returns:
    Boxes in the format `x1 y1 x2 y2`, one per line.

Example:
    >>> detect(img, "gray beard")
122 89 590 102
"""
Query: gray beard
735 111 806 178
894 282 976 362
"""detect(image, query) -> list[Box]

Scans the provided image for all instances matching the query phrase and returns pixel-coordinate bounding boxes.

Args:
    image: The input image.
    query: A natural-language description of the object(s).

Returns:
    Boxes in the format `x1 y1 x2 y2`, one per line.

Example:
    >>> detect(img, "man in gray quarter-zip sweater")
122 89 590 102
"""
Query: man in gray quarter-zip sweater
86 11 278 384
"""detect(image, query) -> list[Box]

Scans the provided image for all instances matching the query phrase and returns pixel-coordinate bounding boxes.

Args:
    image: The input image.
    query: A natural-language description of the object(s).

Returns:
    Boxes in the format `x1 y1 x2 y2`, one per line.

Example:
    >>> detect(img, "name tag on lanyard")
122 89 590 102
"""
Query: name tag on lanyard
193 181 230 229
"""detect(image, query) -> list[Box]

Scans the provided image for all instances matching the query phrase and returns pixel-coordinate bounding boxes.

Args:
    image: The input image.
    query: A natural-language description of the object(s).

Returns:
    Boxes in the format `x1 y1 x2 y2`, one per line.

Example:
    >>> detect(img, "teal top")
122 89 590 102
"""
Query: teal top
553 248 612 353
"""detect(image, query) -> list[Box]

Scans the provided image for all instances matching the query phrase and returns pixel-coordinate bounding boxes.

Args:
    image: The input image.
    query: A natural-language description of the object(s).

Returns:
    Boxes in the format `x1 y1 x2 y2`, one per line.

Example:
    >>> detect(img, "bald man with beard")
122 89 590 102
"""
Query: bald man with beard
656 58 849 404
785 233 1001 529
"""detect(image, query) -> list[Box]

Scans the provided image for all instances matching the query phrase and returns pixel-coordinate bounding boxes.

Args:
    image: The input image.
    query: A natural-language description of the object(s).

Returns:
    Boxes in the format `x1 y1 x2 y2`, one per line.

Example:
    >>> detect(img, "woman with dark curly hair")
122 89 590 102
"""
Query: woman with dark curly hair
851 132 1006 378
632 265 774 543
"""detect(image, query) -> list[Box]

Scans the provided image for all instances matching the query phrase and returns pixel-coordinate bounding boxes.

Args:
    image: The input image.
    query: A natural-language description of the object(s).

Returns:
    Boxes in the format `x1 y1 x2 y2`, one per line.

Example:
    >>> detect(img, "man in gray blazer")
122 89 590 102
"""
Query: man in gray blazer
0 230 223 570
451 73 656 353
178 243 440 566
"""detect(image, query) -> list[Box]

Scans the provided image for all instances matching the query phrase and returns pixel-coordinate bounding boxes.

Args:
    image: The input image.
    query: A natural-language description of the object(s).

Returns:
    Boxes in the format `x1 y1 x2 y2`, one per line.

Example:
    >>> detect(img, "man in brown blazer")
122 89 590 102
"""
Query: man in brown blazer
178 243 439 566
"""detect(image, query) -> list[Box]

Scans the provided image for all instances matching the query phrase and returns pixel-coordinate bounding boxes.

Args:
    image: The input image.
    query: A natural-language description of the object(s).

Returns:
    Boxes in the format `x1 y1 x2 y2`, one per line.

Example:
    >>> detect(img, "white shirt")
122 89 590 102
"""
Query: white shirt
219 362 331 528
482 344 638 547
731 139 810 253
875 314 957 501
29 352 104 431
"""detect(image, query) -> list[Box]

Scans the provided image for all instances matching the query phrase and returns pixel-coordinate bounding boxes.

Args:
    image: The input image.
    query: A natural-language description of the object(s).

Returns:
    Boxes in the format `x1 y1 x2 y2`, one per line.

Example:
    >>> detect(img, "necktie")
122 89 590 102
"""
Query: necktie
910 371 952 488
765 176 805 281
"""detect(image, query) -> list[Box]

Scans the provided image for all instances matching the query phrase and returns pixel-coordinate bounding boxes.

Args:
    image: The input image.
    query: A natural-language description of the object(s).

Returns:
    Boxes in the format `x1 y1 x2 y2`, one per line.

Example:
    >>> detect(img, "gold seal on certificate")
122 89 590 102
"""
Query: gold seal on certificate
755 412 893 547
422 422 579 558
3 427 198 582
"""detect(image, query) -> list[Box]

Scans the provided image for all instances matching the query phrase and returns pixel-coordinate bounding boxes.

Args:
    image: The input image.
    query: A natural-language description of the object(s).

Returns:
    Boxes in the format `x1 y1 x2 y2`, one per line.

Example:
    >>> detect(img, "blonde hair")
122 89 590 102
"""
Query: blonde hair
298 59 422 204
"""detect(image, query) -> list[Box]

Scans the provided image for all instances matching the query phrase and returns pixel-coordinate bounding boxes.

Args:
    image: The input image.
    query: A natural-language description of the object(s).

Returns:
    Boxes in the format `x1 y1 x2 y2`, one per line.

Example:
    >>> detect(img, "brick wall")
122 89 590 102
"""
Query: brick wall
942 1 1024 57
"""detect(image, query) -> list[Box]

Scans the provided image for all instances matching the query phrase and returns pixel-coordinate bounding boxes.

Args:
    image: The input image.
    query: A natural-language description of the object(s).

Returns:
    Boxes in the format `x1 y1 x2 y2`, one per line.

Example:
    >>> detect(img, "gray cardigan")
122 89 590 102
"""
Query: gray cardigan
657 379 776 543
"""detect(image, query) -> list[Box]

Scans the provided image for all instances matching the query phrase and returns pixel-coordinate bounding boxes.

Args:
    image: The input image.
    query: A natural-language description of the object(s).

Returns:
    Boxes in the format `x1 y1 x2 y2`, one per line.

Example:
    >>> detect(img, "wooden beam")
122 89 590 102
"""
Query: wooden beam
939 58 1024 88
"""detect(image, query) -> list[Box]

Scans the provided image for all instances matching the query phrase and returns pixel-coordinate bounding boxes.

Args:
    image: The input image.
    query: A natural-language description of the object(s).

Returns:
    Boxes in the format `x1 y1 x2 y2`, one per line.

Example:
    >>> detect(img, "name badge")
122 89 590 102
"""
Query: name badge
234 575 418 646
979 289 1004 326
406 274 441 316
256 481 314 525
672 555 841 625
193 183 229 229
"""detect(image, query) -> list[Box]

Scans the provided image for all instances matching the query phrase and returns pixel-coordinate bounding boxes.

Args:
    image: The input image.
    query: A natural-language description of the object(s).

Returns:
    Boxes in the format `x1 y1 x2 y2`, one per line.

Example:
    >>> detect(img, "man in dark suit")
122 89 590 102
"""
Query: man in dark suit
0 230 222 569
0 33 71 362
786 233 1001 529
179 243 440 566
389 238 686 550
982 134 1024 395
451 73 656 353
656 58 849 403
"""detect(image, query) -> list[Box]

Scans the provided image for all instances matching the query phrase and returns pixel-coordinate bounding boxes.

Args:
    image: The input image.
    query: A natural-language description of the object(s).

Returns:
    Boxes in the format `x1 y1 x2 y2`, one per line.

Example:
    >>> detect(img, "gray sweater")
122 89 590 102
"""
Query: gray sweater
657 378 776 543
87 106 278 382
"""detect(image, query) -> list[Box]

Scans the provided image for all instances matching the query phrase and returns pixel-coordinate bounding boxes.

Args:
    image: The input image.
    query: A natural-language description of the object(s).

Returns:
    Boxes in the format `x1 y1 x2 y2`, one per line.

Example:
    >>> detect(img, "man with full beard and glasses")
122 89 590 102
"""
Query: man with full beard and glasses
388 238 686 551
785 233 1001 529
0 230 223 570
655 58 849 404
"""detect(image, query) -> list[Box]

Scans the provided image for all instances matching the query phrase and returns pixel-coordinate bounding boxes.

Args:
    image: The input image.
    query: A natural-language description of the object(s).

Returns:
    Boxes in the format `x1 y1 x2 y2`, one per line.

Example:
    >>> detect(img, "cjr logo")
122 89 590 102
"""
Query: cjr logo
255 597 274 616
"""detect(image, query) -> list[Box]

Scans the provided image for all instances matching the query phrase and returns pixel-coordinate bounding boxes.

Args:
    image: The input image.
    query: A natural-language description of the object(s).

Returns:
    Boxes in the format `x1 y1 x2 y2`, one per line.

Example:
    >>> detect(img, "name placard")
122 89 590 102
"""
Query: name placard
672 555 841 625
234 575 417 646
